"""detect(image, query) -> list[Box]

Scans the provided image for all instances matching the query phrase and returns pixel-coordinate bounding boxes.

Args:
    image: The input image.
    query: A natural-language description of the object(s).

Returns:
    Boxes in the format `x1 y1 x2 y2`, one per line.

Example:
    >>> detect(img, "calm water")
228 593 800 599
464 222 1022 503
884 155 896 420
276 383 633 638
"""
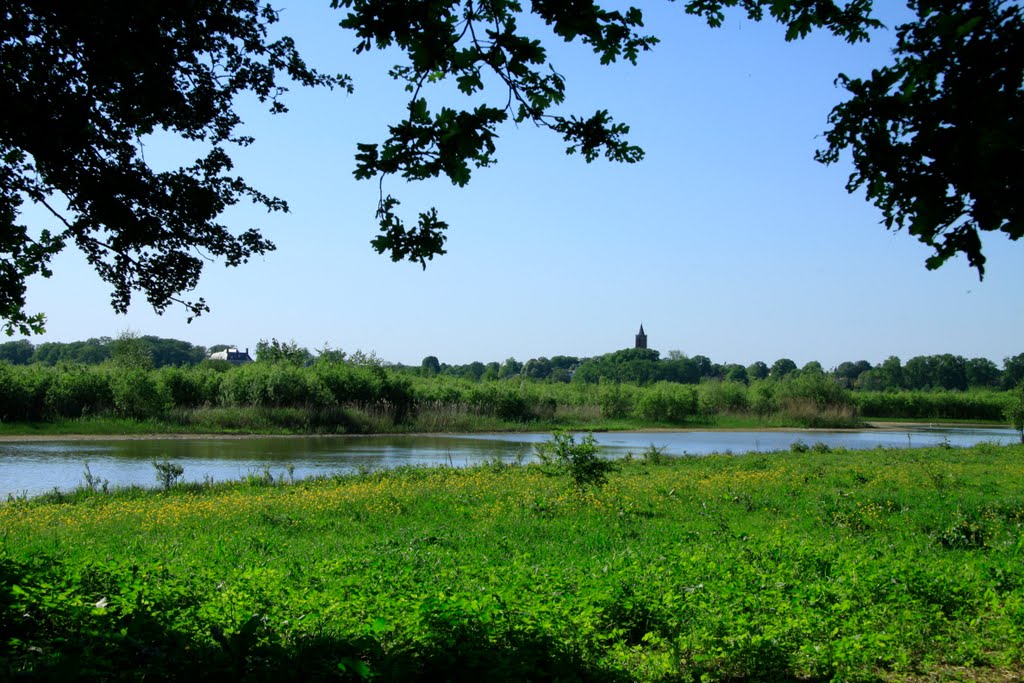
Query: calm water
0 426 1015 499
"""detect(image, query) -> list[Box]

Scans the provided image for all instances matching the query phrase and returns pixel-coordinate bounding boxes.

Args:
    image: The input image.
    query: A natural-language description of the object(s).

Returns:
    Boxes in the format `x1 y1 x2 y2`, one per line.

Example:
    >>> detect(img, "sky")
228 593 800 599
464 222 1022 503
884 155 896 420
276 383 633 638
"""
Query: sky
17 3 1024 369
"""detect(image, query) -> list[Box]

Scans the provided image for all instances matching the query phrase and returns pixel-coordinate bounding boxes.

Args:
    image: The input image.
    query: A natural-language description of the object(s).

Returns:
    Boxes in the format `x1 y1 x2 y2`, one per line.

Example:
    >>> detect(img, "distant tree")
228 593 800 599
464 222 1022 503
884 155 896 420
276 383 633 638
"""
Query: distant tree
549 367 572 383
73 339 114 364
834 360 872 387
663 356 700 384
420 355 441 376
708 363 727 380
465 361 486 381
523 357 553 380
856 368 885 391
483 361 500 381
801 361 825 376
316 344 348 364
29 342 64 365
877 355 905 390
28 338 113 365
1003 354 1024 390
904 355 938 390
345 349 382 367
724 364 748 385
550 356 579 372
573 348 661 385
691 355 715 378
499 357 522 379
0 339 33 364
746 361 769 382
933 354 967 391
965 357 1000 388
256 338 311 365
770 358 798 380
111 331 154 372
141 336 206 367
893 353 967 391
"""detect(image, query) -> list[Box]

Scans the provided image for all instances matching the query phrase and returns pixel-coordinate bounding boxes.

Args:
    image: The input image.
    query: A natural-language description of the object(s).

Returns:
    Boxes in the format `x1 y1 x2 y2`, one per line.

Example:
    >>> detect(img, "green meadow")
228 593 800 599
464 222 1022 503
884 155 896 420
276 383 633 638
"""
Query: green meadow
2 440 1023 681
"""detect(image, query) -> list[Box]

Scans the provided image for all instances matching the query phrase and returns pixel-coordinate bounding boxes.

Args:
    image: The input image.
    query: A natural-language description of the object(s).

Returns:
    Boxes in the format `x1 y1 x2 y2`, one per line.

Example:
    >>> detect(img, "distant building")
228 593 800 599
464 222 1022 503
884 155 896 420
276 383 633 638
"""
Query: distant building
209 347 253 364
635 324 647 349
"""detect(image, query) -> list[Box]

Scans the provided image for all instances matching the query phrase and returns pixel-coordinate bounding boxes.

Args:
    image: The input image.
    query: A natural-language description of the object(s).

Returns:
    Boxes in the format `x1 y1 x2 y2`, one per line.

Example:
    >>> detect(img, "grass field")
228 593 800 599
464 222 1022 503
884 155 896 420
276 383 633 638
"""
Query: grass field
2 441 1023 681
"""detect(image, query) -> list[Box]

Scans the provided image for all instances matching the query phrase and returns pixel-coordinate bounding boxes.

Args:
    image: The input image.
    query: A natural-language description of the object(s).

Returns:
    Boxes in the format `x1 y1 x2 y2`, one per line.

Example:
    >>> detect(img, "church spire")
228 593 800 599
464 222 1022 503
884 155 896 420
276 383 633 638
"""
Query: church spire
635 324 647 349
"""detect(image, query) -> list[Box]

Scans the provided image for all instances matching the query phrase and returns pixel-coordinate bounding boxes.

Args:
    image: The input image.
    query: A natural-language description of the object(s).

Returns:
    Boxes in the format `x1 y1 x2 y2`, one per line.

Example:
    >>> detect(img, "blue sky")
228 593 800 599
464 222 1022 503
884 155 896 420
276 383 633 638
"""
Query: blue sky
20 3 1023 368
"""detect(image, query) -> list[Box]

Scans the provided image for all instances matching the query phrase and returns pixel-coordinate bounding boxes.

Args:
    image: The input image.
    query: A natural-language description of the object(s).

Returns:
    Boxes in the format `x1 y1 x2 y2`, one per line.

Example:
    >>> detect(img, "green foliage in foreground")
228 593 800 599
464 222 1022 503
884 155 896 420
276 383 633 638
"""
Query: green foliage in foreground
2 444 1023 681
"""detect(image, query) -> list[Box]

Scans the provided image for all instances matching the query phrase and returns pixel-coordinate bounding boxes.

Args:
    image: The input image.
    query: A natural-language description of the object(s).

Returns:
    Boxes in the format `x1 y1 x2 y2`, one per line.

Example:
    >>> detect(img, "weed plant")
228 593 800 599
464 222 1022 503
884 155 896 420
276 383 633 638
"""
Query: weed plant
2 443 1023 681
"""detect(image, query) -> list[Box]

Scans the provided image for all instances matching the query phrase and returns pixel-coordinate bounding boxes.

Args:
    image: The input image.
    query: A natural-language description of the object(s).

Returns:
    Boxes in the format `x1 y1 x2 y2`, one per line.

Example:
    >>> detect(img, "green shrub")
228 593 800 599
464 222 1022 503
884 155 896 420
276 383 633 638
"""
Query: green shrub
534 431 617 489
111 370 172 419
597 382 634 419
157 366 216 408
697 380 749 416
0 362 31 420
44 365 112 418
153 459 184 490
634 382 696 423
467 383 532 421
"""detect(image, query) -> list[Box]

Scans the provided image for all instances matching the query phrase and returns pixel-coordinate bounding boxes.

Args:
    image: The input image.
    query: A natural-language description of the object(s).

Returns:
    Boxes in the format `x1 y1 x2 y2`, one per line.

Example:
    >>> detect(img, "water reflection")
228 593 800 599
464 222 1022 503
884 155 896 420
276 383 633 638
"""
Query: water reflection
0 426 1015 499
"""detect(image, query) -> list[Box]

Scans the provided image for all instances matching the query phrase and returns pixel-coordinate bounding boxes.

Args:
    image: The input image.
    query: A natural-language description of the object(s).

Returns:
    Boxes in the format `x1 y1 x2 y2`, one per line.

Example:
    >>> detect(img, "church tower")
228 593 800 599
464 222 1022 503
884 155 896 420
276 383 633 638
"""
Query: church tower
635 324 647 349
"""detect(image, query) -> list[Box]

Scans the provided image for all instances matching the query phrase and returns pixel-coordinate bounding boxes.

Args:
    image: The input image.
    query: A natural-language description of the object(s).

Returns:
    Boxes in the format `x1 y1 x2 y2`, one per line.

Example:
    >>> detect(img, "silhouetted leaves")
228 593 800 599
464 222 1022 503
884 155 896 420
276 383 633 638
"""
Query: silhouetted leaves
0 2 346 333
817 0 1023 276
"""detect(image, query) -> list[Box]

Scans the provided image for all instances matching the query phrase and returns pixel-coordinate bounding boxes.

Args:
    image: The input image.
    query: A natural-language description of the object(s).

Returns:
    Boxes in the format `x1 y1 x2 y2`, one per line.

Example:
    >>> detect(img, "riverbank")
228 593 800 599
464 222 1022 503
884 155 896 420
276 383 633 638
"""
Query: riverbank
3 442 1022 681
0 415 1009 441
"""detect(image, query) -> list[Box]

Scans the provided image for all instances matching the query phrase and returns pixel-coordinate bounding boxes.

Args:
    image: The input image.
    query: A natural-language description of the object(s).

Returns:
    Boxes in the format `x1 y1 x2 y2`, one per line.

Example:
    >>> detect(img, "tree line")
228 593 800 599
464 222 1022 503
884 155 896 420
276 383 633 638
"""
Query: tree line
0 336 210 368
418 348 1024 392
3 336 1022 393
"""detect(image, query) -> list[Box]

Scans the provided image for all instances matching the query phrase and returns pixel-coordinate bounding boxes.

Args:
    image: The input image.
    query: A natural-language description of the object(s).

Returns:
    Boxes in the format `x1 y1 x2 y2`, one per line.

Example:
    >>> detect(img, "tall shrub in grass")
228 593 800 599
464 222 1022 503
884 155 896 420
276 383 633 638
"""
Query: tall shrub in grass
315 362 384 404
634 382 697 423
408 375 470 406
534 431 616 489
467 382 532 421
854 390 1009 421
316 362 413 420
156 366 219 408
110 370 171 419
776 371 850 408
2 364 51 421
0 361 30 421
697 379 749 416
597 381 635 419
44 364 112 418
748 380 778 415
772 373 858 426
220 362 331 408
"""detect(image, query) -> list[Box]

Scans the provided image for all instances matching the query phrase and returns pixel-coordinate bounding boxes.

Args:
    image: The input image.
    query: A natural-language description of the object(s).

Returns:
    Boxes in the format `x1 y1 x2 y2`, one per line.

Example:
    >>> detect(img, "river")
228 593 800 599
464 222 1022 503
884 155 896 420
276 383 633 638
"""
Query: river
0 425 1016 499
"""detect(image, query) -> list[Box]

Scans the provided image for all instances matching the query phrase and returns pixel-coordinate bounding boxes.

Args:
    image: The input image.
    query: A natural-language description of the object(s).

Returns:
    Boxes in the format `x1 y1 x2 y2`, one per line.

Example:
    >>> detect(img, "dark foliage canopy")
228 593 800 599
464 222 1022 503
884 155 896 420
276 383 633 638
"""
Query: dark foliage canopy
2 0 1019 334
1 1 343 334
816 0 1023 276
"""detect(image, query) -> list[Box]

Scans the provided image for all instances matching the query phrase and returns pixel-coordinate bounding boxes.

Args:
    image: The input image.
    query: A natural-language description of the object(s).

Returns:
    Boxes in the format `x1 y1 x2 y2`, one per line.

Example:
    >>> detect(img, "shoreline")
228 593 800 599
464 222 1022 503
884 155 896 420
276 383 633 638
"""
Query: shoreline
0 420 1006 442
